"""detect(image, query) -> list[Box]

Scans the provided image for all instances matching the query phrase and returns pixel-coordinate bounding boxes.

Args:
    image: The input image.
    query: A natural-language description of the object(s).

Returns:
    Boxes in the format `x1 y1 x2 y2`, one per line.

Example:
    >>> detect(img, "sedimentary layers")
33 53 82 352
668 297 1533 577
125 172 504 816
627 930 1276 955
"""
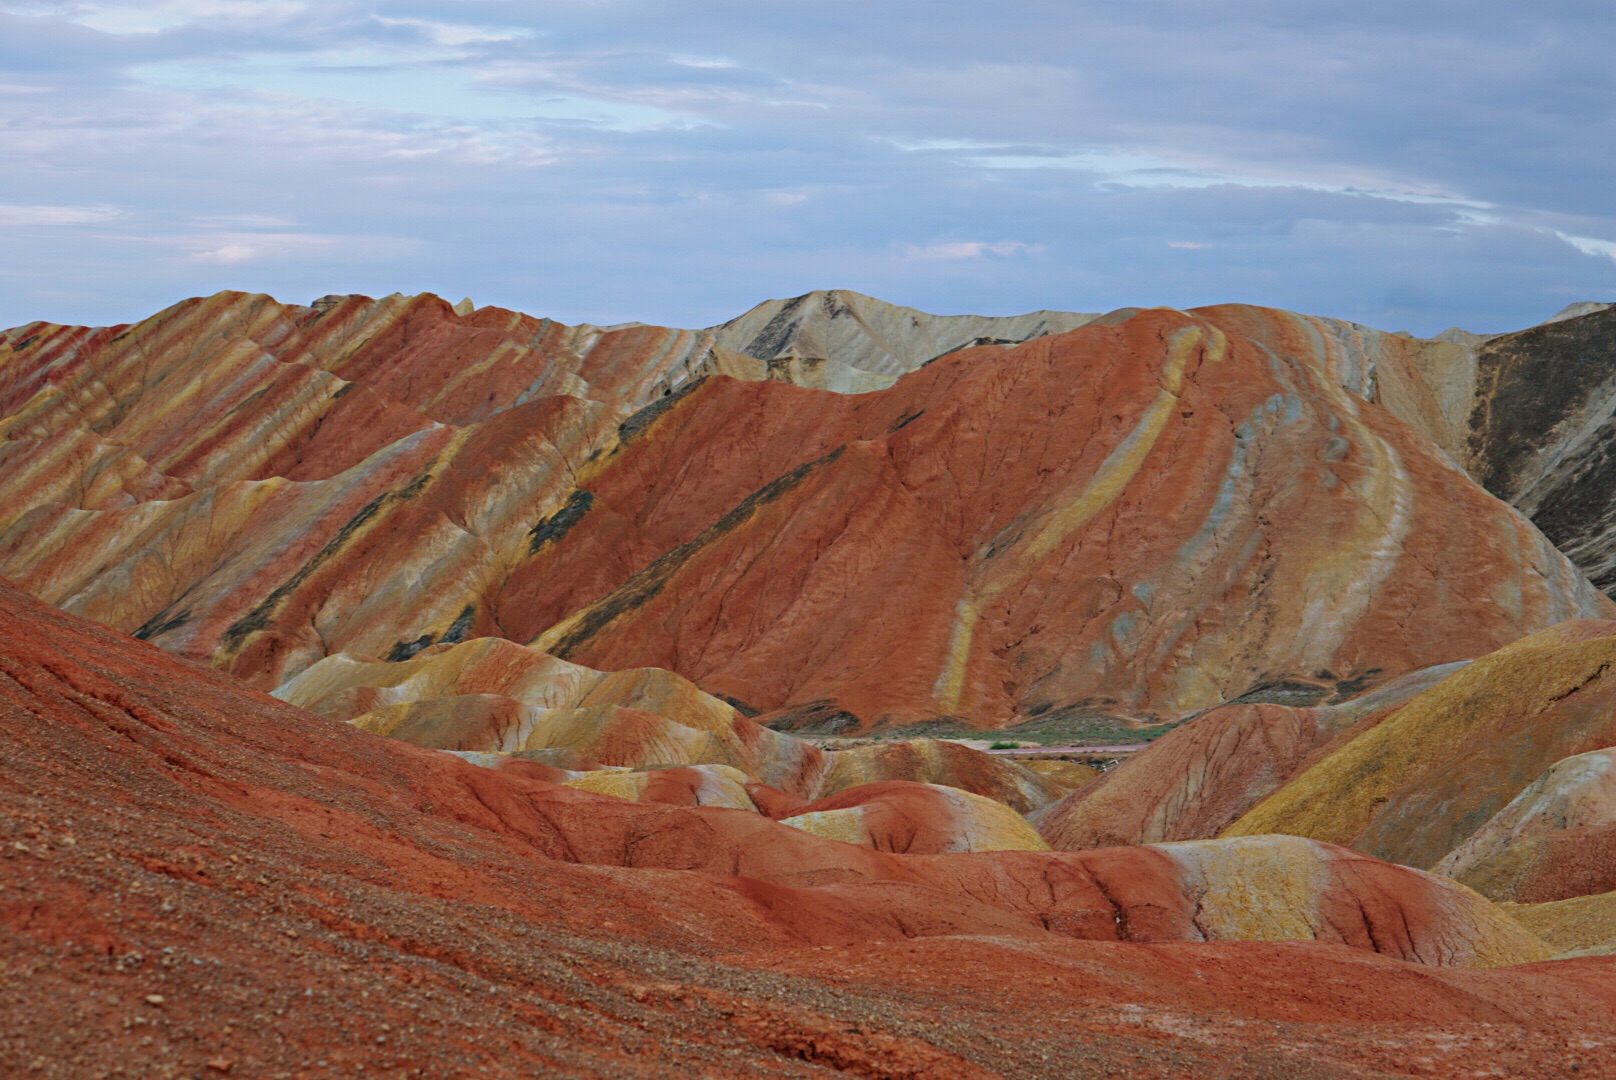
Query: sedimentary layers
2 293 1608 734
1435 747 1616 903
276 635 1066 817
7 286 1616 1074
1223 621 1616 854
1117 302 1616 601
1297 301 1616 594
1036 612 1616 939
1034 661 1466 850
514 305 1610 728
6 579 1602 1080
1457 306 1616 589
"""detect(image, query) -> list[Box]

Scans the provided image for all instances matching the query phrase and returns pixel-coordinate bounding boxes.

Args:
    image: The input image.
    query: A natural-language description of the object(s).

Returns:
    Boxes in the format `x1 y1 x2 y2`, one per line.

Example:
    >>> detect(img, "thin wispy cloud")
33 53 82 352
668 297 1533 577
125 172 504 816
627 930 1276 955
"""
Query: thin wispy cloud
906 241 1044 261
0 203 124 226
0 1 1611 333
1563 235 1616 262
179 229 415 265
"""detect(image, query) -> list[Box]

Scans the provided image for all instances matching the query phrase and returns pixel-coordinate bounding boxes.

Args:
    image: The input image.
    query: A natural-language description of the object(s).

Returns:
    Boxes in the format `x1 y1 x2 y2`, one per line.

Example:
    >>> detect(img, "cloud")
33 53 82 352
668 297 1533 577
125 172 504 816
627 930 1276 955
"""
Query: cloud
905 241 1044 261
0 203 123 226
0 2 1611 335
175 228 417 265
371 16 527 48
1561 233 1616 261
65 1 310 34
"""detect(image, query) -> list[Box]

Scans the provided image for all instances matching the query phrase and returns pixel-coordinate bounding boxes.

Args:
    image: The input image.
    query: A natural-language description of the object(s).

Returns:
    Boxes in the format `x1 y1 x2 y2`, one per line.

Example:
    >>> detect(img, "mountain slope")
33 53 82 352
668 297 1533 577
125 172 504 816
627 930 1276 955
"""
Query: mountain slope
1460 306 1616 589
1224 621 1616 881
7 578 1614 1077
2 295 1607 733
511 305 1610 728
707 289 1099 391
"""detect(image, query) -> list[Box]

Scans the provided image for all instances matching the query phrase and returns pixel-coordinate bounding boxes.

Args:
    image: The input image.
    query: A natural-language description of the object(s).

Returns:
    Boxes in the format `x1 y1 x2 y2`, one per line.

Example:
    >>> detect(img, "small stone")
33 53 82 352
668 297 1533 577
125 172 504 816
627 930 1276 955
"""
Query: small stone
205 1057 233 1073
144 994 165 1007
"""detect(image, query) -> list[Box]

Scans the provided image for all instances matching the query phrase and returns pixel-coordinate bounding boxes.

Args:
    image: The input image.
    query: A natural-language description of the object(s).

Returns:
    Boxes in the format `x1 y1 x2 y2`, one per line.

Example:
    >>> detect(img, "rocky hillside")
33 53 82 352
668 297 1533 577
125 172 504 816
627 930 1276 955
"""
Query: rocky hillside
1457 305 1616 589
7 580 1614 1077
707 289 1099 391
8 288 1616 1076
1 294 1607 734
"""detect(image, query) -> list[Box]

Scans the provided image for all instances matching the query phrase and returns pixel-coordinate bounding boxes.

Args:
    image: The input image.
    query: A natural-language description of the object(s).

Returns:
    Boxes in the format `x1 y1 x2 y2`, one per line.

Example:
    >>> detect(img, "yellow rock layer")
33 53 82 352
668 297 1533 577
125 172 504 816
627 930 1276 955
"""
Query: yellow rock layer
1159 835 1551 968
1504 892 1616 958
1224 624 1616 857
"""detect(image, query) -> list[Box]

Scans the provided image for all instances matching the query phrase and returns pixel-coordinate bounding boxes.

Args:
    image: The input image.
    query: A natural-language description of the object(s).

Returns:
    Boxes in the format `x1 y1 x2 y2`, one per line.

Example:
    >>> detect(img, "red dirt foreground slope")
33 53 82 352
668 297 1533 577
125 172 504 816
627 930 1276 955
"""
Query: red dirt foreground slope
5 581 1616 1078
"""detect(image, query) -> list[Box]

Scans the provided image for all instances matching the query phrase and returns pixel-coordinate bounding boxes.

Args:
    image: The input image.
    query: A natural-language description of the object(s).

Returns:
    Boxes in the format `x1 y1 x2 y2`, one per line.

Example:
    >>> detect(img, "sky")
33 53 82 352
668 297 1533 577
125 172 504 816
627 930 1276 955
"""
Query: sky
1 2 1613 335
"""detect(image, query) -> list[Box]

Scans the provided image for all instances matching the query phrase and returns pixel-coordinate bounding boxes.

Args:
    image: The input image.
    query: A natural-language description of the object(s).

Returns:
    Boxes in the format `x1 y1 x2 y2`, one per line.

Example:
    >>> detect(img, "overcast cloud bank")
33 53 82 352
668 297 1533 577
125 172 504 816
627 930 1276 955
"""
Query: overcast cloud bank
1 1 1612 334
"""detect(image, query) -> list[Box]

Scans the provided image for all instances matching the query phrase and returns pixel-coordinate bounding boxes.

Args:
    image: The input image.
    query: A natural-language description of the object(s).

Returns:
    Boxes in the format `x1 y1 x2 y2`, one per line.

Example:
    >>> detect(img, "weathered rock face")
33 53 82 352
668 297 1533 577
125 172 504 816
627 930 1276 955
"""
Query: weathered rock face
279 634 1064 812
1225 621 1616 878
1458 306 1616 590
812 739 1061 814
1147 835 1546 969
707 289 1100 392
9 448 1616 1074
13 288 1616 1074
1041 618 1616 913
2 294 1608 735
560 763 766 812
780 781 1052 854
1154 302 1616 604
1506 891 1616 958
512 306 1610 728
0 578 1555 972
1035 662 1465 850
1434 747 1616 903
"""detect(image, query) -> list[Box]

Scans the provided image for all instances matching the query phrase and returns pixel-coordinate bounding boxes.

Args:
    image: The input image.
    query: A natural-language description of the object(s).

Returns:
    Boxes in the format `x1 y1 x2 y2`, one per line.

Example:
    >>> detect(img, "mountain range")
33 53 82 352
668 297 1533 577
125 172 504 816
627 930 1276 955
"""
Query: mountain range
4 287 1615 1076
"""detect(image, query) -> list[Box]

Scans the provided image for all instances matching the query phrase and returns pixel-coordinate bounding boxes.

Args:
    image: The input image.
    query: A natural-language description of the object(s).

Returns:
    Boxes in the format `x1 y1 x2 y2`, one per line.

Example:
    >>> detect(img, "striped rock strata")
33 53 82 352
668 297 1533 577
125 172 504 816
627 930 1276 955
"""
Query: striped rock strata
779 781 1051 854
512 305 1610 728
1044 620 1616 912
0 579 1551 969
1450 305 1616 590
1 294 1610 734
560 763 764 812
1035 661 1466 850
16 578 1615 1076
1506 891 1616 958
443 754 776 813
1224 621 1616 896
1313 302 1616 594
1433 747 1616 903
1040 301 1616 605
278 636 1064 813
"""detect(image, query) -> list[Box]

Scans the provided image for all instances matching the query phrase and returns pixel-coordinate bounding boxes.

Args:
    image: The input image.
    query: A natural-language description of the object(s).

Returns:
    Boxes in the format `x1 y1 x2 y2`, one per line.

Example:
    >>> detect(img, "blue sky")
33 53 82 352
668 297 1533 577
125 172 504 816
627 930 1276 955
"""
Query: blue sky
1 1 1613 334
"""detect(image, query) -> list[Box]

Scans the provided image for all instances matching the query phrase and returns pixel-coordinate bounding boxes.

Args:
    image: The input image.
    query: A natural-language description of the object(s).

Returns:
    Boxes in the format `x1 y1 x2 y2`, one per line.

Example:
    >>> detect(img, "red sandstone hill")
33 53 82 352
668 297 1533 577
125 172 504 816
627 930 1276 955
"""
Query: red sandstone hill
1 295 1607 735
7 581 1616 1076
